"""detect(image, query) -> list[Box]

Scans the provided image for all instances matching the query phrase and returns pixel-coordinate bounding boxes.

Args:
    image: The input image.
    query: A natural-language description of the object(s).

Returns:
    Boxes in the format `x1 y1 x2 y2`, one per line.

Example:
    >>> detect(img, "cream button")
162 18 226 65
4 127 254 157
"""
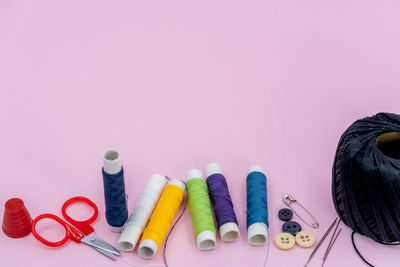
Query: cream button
274 232 295 250
295 231 316 248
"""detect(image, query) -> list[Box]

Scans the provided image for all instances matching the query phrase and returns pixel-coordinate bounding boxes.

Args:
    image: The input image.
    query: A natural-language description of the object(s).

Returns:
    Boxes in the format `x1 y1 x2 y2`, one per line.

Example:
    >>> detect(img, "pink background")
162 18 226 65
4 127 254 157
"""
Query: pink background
1 0 400 266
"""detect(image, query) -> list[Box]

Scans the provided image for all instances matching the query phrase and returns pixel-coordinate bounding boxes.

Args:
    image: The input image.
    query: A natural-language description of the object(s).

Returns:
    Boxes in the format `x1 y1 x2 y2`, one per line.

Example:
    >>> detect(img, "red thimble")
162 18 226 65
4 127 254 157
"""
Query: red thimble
2 198 32 238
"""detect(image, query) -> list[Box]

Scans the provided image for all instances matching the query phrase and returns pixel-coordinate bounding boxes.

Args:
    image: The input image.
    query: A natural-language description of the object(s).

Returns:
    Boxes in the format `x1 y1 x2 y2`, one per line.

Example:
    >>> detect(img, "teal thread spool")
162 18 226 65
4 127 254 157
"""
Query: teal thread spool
186 169 217 250
246 165 268 245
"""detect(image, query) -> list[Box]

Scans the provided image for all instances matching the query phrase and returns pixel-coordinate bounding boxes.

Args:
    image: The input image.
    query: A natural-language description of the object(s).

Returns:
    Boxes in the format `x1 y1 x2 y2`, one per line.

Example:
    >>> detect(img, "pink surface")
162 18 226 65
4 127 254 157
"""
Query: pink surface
1 0 400 266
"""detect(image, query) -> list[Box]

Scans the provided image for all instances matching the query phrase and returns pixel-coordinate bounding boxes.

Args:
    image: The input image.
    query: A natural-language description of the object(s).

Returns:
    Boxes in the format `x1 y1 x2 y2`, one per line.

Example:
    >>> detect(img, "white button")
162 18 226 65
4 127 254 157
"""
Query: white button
295 231 316 248
274 232 295 250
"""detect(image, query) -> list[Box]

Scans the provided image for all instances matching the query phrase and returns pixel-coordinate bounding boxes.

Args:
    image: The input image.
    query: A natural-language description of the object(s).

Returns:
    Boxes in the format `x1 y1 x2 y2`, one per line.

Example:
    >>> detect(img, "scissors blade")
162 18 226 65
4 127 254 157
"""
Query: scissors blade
81 233 122 256
93 246 117 260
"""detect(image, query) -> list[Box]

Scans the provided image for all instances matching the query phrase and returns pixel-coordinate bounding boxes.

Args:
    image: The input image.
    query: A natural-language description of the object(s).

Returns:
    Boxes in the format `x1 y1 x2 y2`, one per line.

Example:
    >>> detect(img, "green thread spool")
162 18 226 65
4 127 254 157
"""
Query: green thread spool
186 169 217 250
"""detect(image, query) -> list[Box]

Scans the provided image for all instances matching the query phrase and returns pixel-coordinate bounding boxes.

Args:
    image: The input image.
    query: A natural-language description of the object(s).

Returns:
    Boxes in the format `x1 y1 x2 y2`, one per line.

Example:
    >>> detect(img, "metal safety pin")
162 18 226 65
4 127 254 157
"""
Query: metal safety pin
283 194 319 229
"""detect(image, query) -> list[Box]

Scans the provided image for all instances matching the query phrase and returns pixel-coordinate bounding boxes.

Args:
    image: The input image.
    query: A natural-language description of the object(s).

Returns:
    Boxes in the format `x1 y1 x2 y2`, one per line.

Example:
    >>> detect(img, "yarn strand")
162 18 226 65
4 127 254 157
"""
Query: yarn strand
263 230 270 267
351 231 374 267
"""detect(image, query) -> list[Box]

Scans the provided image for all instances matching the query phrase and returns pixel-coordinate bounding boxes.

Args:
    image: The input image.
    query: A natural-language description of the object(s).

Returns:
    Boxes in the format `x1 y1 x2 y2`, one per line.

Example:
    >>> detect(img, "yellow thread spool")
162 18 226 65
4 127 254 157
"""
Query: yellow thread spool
138 180 185 258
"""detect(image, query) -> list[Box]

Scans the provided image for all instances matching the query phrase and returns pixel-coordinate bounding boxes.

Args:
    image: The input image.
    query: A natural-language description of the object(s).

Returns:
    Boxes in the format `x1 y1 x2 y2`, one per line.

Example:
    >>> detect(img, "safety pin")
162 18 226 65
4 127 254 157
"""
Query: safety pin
283 194 319 229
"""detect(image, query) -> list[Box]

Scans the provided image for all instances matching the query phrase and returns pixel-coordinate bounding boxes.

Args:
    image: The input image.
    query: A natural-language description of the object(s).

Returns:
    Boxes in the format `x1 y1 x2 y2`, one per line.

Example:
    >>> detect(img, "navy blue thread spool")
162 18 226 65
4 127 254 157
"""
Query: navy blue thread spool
205 163 240 242
246 165 268 245
102 150 128 232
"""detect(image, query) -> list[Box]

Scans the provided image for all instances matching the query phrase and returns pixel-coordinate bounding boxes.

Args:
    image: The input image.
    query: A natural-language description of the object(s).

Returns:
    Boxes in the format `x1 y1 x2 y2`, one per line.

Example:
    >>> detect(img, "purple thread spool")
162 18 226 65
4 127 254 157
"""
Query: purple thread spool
205 163 240 242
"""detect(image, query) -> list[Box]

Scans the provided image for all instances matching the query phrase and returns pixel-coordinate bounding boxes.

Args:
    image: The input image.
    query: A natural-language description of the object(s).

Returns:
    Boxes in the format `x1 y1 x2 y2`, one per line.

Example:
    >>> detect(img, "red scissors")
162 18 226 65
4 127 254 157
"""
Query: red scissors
31 196 121 260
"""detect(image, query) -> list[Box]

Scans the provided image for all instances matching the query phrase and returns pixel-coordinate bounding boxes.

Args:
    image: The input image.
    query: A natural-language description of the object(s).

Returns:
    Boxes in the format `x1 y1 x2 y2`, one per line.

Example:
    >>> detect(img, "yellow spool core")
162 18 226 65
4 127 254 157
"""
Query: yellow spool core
139 182 185 258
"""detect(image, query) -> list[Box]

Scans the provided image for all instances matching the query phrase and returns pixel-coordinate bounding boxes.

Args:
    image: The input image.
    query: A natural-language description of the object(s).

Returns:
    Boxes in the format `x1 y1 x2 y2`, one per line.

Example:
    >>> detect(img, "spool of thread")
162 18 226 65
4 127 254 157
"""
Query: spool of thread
102 149 129 232
246 165 268 245
117 174 168 251
186 169 217 250
333 112 400 243
138 180 185 259
205 163 239 242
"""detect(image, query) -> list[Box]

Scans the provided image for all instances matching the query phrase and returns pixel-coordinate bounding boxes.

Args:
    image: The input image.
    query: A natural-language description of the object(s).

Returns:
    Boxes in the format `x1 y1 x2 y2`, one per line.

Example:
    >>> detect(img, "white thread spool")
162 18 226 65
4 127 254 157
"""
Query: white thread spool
138 179 186 259
186 169 217 250
205 163 240 242
117 174 168 251
247 165 268 245
103 149 124 232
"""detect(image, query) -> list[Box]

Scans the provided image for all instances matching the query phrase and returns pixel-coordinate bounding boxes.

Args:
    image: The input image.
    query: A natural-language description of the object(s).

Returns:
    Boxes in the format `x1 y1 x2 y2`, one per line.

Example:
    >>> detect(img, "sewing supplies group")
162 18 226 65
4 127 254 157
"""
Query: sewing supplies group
12 112 400 267
274 194 318 250
115 160 269 260
2 148 338 266
273 198 342 267
1 149 337 266
2 147 276 265
6 112 400 266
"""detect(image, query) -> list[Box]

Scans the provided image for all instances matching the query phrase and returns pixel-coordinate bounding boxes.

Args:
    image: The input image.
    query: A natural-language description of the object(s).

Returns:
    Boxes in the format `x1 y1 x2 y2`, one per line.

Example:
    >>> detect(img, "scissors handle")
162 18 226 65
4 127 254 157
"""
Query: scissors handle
61 196 98 235
31 213 85 247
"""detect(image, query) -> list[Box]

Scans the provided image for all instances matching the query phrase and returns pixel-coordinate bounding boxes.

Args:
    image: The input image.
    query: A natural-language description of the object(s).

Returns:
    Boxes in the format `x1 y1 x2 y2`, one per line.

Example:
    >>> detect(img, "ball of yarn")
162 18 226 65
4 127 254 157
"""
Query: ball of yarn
332 112 400 244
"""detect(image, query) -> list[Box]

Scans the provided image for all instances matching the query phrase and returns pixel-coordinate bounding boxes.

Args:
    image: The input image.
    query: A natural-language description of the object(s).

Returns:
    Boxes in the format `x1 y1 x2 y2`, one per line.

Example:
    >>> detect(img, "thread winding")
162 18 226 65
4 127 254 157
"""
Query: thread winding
187 178 217 238
332 112 400 266
102 168 128 229
139 182 185 258
332 112 400 243
206 173 238 228
246 171 268 228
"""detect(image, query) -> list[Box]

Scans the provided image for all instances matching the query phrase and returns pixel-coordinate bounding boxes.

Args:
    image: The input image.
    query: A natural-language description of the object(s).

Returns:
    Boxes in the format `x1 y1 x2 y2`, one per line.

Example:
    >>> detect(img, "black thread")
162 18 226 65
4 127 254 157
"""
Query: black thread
333 113 400 243
351 231 375 267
